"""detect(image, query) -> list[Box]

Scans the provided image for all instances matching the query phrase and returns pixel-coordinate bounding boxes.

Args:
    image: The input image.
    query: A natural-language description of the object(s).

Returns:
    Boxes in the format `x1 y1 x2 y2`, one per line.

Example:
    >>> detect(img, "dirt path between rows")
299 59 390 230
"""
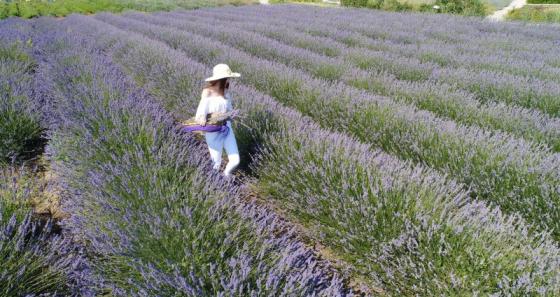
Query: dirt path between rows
488 0 527 21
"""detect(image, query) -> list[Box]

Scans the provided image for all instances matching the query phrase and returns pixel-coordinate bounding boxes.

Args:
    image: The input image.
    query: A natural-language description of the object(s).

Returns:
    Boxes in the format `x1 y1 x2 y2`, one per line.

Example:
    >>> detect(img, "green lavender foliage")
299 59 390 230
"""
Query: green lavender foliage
0 42 45 165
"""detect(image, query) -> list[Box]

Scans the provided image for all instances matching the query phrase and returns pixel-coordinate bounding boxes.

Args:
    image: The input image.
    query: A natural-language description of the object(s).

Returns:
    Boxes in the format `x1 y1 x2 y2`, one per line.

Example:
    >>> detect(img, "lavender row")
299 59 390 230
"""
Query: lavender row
0 26 46 164
0 165 88 296
106 11 556 238
219 5 560 62
183 7 560 117
96 13 560 242
188 7 560 83
138 11 560 152
33 16 348 296
86 14 560 295
183 8 560 101
184 6 560 82
0 19 94 296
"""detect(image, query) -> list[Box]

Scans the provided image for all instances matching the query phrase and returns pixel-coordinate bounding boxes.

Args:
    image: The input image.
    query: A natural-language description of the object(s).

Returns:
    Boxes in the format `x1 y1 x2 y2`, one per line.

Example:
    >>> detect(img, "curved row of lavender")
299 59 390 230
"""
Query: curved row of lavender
94 11 560 243
27 15 349 296
143 7 560 150
209 5 560 84
0 20 89 295
0 19 46 165
188 6 560 116
0 166 88 296
68 13 560 295
166 9 560 151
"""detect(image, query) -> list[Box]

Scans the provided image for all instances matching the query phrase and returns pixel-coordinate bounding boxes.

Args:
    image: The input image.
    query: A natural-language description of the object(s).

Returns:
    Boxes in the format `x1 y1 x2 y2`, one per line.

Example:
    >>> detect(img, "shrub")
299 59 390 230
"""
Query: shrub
0 99 45 164
381 0 413 10
0 43 45 165
421 0 486 15
341 0 369 6
0 166 83 296
359 0 413 10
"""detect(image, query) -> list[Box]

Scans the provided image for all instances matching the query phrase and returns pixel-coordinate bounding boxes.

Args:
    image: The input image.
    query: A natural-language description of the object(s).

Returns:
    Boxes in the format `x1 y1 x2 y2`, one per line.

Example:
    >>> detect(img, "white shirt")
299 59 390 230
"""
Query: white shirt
195 92 233 125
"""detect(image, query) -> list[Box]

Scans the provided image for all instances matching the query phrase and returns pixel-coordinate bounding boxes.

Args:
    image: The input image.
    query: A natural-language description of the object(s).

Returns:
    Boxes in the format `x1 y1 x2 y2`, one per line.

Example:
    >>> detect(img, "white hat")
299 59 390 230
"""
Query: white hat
205 64 241 82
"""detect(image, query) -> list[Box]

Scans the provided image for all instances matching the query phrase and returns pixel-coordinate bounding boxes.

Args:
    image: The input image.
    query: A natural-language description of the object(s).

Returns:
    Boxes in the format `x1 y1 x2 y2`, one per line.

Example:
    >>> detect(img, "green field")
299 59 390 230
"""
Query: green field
0 0 258 19
402 0 510 9
508 5 560 22
340 0 500 15
528 0 560 4
0 0 515 19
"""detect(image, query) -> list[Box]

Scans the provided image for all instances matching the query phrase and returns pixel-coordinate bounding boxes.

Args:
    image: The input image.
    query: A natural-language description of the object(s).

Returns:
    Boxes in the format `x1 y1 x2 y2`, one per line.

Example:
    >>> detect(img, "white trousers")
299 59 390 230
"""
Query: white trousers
204 122 240 177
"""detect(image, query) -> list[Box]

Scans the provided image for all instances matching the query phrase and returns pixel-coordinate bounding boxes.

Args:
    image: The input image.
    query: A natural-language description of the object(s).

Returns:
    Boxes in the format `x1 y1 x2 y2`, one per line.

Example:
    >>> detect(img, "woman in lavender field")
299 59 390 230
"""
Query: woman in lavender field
195 64 241 177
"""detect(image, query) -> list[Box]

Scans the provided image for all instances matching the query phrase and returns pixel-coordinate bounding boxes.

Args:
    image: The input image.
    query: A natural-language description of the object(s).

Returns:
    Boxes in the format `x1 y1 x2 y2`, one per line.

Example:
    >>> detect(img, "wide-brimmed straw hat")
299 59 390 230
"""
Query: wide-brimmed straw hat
205 64 241 82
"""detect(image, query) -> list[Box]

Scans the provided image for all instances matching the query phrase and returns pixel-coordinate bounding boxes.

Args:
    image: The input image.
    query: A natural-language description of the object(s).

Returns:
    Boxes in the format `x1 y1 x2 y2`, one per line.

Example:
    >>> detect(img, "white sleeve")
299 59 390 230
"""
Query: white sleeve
226 99 233 112
195 95 208 121
225 92 233 112
225 94 233 127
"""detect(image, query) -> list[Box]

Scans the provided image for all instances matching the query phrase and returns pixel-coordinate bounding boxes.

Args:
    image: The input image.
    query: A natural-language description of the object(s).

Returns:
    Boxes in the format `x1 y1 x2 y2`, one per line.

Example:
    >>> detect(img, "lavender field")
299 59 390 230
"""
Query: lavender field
1 4 560 296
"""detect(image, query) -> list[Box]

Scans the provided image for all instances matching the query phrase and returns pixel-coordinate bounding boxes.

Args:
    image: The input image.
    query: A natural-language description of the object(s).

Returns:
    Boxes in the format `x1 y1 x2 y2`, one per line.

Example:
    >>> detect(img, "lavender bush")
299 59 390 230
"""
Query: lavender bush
0 165 86 296
31 16 348 296
73 15 560 295
0 39 45 164
96 12 560 243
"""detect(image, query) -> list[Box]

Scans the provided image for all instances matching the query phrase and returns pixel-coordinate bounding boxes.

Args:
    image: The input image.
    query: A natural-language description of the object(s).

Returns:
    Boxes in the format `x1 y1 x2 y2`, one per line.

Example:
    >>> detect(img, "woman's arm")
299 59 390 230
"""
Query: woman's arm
195 90 209 126
226 95 233 112
225 93 233 126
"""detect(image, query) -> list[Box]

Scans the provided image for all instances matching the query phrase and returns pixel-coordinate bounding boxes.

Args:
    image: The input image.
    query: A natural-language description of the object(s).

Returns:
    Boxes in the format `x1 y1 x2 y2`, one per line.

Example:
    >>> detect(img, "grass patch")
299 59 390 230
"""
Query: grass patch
508 5 560 22
340 0 487 14
0 0 259 19
528 0 560 4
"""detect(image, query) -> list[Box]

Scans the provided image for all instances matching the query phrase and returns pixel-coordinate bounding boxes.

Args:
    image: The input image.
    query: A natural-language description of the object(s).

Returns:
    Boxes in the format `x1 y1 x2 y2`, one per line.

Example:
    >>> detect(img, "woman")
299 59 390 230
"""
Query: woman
195 64 241 177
